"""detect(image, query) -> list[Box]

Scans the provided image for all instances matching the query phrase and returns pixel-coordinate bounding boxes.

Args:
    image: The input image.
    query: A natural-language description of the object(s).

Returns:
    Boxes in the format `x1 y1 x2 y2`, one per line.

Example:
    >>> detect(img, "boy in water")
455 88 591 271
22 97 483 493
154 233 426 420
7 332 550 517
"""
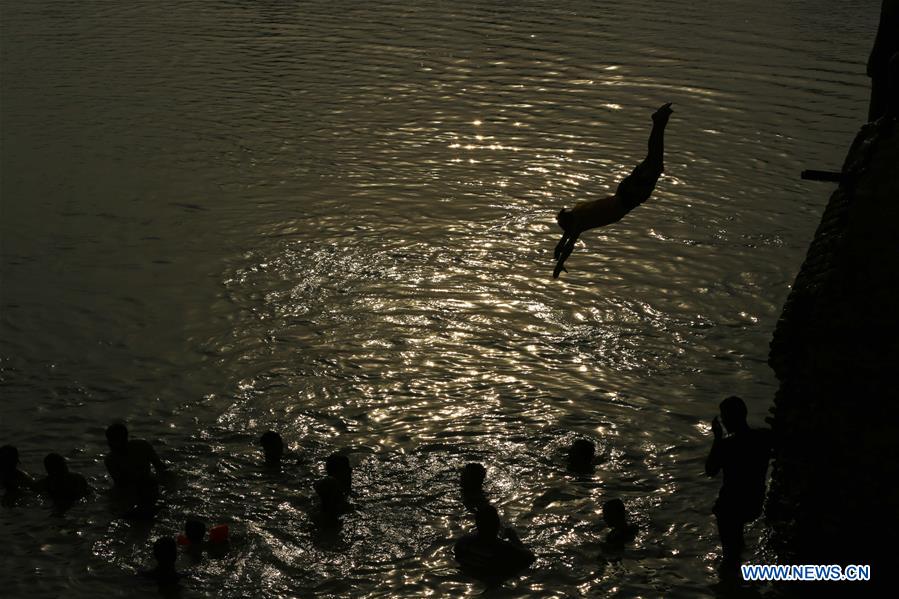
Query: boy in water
259 431 285 467
553 102 674 278
460 462 488 511
1 445 32 503
314 475 352 527
705 396 772 565
34 453 91 510
454 504 535 579
567 439 596 474
104 423 167 489
325 453 352 496
143 537 180 587
601 498 638 550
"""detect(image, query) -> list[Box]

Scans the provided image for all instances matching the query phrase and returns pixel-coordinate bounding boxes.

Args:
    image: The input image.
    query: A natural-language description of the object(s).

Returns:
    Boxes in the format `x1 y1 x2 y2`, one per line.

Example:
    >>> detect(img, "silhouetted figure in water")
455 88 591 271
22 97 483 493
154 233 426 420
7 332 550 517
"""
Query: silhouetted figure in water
567 439 596 474
460 463 487 510
1 445 32 502
454 503 535 579
705 396 772 565
122 477 161 521
178 518 207 561
178 518 230 560
553 102 674 278
259 431 285 466
325 453 352 496
601 498 638 550
104 423 167 489
143 537 180 587
867 0 899 120
314 475 351 526
34 453 91 510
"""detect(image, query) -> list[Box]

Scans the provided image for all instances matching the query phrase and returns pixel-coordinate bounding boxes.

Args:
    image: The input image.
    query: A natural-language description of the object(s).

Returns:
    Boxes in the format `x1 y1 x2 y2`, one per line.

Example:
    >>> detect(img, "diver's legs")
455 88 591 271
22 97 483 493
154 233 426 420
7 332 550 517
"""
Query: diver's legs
645 102 672 170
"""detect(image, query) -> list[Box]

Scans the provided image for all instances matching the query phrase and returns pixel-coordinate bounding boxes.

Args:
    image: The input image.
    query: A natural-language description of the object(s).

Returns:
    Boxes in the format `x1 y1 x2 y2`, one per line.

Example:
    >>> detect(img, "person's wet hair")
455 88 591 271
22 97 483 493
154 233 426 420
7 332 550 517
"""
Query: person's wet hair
602 498 627 529
43 453 68 477
474 503 501 538
106 422 129 451
259 431 284 464
567 438 596 473
325 453 351 493
185 518 206 545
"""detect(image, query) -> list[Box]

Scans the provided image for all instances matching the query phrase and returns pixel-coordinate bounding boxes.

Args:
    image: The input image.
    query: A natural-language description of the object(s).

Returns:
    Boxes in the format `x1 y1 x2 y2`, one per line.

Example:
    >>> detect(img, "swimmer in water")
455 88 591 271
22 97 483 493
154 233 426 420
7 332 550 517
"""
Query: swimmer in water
567 439 596 474
460 462 488 511
325 453 352 496
1 445 32 503
314 475 351 527
553 102 674 278
601 498 638 550
179 518 230 560
453 503 535 579
182 518 207 560
34 453 91 511
104 422 167 489
259 431 285 467
143 537 179 587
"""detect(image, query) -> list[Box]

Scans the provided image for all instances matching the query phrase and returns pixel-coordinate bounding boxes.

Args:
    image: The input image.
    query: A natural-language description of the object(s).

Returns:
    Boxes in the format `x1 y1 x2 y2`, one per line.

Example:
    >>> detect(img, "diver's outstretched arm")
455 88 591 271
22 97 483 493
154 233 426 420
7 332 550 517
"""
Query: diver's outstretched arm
553 227 579 278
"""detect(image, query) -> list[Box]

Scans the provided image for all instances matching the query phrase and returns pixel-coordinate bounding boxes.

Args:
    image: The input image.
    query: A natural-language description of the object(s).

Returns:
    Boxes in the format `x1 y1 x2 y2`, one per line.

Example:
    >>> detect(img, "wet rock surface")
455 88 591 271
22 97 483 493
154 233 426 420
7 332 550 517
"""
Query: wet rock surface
767 117 899 594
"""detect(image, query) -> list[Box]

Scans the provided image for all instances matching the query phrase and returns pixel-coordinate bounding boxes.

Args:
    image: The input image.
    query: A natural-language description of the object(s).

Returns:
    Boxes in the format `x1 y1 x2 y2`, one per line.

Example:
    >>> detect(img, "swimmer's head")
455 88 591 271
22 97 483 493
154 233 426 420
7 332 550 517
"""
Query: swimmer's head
461 463 486 494
602 498 627 529
325 453 351 489
0 445 19 472
720 396 748 433
153 537 177 567
106 422 129 452
185 518 206 545
567 438 596 472
474 504 501 538
44 453 68 477
259 431 284 464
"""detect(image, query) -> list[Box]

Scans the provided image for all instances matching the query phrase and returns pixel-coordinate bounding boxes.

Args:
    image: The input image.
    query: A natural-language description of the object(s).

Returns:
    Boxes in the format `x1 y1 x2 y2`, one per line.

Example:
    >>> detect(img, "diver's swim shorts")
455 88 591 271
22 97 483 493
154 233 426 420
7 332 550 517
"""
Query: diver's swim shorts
616 161 663 211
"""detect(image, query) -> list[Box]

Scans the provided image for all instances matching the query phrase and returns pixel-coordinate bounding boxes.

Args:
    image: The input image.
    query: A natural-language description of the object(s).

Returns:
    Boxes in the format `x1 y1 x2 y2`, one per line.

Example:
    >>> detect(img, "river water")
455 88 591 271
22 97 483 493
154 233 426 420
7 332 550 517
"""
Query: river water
0 1 876 597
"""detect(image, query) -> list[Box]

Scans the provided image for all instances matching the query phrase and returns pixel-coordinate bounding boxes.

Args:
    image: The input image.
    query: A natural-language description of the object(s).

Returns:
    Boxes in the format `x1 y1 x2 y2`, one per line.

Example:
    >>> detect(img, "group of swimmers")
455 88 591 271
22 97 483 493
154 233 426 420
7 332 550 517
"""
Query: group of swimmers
1 419 654 587
2 394 769 588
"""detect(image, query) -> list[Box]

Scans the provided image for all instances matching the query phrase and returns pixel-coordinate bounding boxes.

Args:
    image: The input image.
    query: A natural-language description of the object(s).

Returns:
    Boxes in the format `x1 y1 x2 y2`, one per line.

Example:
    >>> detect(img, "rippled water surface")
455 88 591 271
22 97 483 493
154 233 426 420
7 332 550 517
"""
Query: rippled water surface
0 0 877 597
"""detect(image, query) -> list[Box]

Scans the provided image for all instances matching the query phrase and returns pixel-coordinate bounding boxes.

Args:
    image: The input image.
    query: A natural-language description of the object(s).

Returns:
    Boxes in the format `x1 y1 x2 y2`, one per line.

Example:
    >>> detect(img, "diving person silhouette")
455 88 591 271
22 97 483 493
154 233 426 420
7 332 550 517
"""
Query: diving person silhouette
553 102 673 278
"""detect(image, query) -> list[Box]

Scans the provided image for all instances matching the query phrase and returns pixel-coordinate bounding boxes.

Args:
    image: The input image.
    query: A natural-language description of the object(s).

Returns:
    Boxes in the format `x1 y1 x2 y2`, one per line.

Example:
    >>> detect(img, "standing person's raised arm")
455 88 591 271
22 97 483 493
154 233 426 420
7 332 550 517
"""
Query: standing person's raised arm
705 416 724 477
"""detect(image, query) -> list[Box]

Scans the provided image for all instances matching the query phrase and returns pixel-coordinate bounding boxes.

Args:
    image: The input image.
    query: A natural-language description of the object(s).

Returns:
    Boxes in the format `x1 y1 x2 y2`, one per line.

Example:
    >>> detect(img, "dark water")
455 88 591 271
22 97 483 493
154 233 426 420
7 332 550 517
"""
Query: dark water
0 0 876 597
